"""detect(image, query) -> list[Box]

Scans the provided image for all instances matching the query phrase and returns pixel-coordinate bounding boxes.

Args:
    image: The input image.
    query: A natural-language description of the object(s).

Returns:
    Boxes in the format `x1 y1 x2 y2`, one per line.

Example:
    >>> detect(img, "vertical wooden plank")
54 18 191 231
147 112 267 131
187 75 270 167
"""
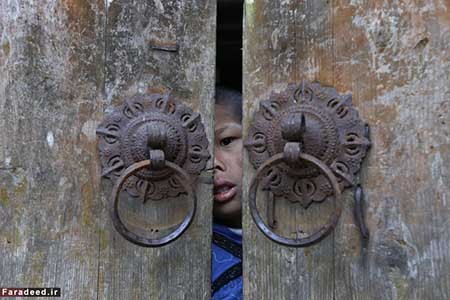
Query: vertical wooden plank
332 1 450 300
0 0 105 299
243 1 335 299
244 0 450 299
98 1 216 299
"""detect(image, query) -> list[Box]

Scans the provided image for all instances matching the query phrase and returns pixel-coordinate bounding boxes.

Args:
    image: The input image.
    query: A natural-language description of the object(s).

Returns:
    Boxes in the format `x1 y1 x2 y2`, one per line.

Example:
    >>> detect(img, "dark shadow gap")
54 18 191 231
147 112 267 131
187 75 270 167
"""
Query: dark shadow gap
216 0 244 92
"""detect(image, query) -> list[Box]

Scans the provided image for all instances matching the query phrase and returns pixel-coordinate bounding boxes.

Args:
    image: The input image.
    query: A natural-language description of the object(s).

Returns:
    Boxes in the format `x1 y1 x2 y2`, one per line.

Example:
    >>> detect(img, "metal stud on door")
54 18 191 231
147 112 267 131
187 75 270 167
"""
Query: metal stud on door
97 92 210 247
244 81 371 247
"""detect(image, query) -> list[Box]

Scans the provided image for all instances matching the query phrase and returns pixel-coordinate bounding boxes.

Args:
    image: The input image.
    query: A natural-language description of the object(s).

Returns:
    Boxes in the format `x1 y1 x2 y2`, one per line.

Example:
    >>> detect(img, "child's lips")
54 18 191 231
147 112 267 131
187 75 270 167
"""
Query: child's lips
213 179 237 203
214 186 237 203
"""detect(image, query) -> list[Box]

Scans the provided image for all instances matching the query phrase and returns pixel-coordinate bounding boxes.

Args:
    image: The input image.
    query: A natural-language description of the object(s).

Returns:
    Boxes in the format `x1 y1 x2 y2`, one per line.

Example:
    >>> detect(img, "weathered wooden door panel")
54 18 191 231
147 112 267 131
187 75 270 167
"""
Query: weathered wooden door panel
243 1 450 300
0 1 216 299
0 1 106 299
99 1 216 299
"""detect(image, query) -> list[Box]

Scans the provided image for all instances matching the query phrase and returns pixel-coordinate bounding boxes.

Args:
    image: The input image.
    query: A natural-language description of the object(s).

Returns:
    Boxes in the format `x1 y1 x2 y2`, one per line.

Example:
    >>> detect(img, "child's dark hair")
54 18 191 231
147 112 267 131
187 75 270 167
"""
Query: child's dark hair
215 86 242 122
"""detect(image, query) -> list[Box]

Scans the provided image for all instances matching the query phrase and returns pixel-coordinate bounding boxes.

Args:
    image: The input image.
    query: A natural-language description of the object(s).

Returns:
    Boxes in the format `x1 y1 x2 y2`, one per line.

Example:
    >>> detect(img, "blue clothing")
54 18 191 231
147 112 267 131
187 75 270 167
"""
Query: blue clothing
212 223 243 300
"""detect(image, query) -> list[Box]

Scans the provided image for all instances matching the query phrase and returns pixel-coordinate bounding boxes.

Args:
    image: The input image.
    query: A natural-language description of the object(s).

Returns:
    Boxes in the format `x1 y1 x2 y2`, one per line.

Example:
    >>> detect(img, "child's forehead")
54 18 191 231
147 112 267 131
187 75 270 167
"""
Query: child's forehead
215 122 242 135
215 103 241 124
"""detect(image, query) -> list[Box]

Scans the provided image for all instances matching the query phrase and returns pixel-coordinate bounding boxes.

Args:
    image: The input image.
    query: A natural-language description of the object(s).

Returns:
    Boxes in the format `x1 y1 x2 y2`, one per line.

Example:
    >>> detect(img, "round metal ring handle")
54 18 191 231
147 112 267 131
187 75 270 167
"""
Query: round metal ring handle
249 152 342 247
110 159 195 247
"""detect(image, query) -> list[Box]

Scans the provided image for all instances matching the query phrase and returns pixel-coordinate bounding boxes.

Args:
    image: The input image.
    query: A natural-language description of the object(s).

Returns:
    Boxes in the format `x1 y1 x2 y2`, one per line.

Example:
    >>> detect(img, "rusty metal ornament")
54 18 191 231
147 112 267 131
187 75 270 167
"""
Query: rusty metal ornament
97 93 210 247
245 81 371 247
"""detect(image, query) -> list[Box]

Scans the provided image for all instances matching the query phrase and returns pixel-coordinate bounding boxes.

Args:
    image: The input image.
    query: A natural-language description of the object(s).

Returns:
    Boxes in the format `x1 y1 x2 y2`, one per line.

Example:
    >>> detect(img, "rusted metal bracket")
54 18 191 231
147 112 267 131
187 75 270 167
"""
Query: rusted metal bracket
149 39 179 52
245 81 371 247
354 185 369 239
97 92 210 247
353 123 371 240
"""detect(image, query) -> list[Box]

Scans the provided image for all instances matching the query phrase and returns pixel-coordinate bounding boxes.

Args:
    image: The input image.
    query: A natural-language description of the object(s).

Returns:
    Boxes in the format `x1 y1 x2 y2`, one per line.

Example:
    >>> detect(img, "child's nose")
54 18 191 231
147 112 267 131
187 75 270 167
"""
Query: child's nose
214 152 226 172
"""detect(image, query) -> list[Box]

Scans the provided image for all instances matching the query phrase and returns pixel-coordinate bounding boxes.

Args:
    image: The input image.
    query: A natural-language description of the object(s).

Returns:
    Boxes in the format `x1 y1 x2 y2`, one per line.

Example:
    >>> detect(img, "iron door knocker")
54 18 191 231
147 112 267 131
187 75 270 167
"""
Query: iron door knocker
97 92 210 247
244 81 371 247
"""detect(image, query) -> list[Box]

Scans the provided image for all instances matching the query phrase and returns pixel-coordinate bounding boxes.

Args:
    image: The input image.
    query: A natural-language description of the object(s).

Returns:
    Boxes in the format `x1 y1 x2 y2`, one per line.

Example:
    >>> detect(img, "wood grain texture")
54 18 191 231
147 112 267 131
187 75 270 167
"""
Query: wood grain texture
99 1 216 300
0 0 216 299
0 0 105 299
243 1 335 300
243 1 450 299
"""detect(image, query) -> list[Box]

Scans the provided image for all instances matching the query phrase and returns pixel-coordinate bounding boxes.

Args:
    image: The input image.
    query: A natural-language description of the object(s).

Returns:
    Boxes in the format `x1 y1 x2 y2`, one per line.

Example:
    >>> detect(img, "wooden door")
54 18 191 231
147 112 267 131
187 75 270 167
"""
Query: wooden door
242 1 450 299
0 1 216 299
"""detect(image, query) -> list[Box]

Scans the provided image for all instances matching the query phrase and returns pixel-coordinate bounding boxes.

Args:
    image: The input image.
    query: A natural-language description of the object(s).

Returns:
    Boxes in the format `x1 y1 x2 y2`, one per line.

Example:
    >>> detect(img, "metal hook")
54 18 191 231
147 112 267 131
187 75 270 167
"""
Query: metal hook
354 185 369 239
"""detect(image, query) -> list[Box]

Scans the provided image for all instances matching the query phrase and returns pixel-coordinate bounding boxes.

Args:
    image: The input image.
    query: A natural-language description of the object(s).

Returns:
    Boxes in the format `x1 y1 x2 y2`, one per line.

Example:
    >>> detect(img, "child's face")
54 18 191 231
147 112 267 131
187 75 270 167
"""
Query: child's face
213 103 243 228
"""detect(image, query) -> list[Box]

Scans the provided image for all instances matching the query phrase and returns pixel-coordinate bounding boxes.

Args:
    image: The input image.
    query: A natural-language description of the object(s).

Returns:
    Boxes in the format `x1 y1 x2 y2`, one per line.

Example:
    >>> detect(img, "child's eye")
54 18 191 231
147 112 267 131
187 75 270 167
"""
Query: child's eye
220 137 235 146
